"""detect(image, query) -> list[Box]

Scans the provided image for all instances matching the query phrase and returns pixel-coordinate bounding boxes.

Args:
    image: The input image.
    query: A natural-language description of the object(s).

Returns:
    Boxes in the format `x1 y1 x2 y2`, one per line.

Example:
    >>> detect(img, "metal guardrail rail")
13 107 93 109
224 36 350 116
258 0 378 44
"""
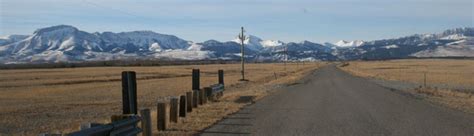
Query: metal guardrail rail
209 84 224 96
68 116 142 136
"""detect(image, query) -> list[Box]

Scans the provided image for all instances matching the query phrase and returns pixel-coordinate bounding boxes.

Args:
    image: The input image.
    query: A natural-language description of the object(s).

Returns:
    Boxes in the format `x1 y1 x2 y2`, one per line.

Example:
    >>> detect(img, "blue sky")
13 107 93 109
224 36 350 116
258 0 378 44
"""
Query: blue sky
0 0 472 43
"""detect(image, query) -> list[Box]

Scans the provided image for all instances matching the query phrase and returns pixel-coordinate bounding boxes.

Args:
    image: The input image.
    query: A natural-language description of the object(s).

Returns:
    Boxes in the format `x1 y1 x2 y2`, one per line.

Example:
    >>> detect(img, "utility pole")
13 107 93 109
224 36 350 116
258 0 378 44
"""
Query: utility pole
284 44 288 72
238 27 248 81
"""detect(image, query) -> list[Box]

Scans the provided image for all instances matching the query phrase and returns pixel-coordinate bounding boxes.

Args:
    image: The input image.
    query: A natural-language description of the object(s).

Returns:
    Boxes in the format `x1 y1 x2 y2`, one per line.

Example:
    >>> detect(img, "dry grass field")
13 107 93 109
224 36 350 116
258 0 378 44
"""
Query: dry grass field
339 59 474 113
0 62 323 135
340 59 474 88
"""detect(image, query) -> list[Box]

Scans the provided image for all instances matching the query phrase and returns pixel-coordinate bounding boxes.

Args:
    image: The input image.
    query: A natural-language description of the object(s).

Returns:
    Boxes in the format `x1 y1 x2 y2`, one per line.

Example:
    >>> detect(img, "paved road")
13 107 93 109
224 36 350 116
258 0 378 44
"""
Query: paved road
201 65 474 136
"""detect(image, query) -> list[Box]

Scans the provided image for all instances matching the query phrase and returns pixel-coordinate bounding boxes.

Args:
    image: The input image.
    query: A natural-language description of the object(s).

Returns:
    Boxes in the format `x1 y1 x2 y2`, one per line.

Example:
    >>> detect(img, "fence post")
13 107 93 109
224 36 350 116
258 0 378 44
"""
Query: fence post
186 92 193 112
204 87 213 102
192 69 200 91
218 70 224 85
140 109 152 136
179 95 186 117
157 102 167 131
199 89 205 105
122 71 138 114
193 90 199 108
424 72 427 88
170 97 178 123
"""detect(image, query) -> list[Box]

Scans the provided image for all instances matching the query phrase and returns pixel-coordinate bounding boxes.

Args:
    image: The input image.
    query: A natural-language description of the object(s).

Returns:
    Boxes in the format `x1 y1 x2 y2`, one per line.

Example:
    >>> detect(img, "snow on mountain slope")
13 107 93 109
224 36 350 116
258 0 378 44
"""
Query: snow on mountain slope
187 42 203 51
231 35 264 51
149 43 162 52
231 35 284 51
384 44 399 49
333 40 365 48
261 40 284 47
0 25 193 63
412 37 474 57
0 35 29 46
1 25 473 63
155 49 212 60
98 31 191 50
440 34 467 40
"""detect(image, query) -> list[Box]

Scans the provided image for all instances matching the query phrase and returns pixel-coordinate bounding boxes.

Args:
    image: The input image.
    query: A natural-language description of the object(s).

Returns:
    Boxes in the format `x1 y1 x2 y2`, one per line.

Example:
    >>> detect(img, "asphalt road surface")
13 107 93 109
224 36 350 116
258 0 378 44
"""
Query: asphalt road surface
201 65 474 136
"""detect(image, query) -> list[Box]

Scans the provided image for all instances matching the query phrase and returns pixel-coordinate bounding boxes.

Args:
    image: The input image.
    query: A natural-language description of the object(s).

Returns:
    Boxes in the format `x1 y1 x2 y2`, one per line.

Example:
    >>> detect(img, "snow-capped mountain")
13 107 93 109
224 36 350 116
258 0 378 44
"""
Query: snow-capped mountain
0 25 472 64
338 27 474 60
231 35 284 51
332 40 365 48
0 25 193 63
411 37 474 57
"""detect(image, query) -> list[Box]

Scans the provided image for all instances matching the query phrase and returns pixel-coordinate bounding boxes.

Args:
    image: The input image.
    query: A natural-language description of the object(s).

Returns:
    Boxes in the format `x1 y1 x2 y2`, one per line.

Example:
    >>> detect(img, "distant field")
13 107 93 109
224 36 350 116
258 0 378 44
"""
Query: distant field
0 62 322 135
339 59 474 113
341 59 474 88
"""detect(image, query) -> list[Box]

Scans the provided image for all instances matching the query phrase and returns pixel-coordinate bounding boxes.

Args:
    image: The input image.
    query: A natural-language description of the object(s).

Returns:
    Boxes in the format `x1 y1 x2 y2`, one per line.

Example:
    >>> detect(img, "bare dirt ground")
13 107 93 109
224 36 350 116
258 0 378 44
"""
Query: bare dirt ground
339 59 474 114
0 62 323 135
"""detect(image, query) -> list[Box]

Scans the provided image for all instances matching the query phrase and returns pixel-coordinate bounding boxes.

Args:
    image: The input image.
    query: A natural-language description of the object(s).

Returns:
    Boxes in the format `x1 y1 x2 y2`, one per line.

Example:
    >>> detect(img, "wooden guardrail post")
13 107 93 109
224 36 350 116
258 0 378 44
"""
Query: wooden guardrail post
204 87 213 102
218 70 224 85
193 90 199 107
192 69 200 91
122 71 138 114
186 92 193 112
170 97 178 123
157 102 168 131
179 95 186 117
140 109 152 136
200 89 206 104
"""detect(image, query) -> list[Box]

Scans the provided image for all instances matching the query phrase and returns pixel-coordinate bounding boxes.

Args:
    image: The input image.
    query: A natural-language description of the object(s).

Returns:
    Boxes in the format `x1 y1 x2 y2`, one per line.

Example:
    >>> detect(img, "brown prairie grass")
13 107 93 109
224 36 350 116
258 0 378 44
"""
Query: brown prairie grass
413 87 474 113
0 62 323 135
339 59 474 87
339 59 474 114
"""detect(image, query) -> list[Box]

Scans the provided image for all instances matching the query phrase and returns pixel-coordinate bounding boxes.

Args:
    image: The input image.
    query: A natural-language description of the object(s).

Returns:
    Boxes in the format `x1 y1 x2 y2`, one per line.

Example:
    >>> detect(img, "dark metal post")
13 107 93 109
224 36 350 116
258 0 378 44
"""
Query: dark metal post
179 95 186 117
122 71 137 114
192 69 200 91
218 70 224 85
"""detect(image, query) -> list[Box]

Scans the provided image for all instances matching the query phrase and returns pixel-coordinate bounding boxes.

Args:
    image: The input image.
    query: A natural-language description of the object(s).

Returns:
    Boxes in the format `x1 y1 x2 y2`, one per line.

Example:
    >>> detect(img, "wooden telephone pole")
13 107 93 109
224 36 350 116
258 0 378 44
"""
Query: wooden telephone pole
238 27 248 81
284 44 288 72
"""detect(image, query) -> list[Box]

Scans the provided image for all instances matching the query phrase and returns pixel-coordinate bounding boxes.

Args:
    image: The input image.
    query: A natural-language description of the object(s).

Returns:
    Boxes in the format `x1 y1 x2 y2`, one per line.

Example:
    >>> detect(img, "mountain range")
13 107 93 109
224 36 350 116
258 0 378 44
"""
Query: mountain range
0 25 473 64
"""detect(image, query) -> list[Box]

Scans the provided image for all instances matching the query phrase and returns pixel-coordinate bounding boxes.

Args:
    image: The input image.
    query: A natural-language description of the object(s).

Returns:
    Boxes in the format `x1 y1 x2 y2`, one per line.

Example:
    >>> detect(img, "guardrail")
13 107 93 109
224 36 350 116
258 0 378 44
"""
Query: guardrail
41 69 225 136
68 115 142 136
155 69 225 131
